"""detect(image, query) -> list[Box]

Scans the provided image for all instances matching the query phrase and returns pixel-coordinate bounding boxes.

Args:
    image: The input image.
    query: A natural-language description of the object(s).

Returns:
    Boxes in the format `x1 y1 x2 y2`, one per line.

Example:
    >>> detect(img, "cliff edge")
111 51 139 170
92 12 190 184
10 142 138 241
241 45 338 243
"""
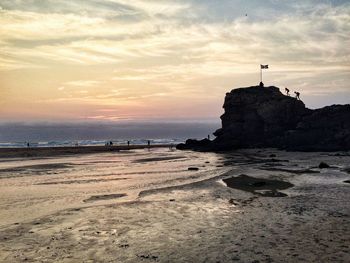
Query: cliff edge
177 85 350 151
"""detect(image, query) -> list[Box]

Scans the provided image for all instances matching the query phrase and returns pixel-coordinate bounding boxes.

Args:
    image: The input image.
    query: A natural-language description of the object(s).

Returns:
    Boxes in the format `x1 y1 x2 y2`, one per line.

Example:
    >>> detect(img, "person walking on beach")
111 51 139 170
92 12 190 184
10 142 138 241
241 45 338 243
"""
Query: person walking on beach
295 91 300 100
147 140 150 147
127 141 130 147
285 88 290 96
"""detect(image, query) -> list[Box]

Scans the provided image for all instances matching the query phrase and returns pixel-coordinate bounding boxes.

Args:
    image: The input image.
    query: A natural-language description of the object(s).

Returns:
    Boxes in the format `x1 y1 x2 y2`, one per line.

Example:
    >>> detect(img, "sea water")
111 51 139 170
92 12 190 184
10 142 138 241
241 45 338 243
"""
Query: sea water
0 121 219 148
0 139 185 148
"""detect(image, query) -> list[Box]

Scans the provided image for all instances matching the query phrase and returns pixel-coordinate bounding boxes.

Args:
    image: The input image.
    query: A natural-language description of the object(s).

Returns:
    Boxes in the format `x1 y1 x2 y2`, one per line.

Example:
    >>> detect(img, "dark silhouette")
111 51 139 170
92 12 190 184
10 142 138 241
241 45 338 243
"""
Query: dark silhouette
259 81 264 88
127 141 130 147
207 134 210 140
27 142 30 148
295 91 300 100
177 85 350 152
147 140 150 147
285 88 290 96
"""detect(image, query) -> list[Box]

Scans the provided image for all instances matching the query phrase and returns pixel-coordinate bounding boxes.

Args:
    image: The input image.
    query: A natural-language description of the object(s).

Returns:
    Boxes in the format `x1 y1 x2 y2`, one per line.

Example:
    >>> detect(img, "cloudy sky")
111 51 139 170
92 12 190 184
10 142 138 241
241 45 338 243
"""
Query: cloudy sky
0 0 349 122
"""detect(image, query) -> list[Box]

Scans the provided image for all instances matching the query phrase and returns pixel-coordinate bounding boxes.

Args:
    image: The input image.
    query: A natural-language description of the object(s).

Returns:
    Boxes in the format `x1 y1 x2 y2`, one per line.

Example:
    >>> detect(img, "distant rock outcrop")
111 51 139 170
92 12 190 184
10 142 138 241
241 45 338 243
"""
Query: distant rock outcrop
177 85 350 151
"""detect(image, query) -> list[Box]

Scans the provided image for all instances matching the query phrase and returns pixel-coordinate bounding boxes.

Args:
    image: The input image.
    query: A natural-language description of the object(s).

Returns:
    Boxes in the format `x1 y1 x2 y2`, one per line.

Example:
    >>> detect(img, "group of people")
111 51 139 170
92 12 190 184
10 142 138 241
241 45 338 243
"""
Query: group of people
284 88 301 100
259 82 301 100
105 140 151 147
105 141 114 146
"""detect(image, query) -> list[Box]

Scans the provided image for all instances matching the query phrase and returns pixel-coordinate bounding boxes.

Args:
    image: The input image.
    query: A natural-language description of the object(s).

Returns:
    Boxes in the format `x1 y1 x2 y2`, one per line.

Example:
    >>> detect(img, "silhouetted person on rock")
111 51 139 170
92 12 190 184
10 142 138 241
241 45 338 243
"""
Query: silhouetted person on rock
295 91 300 100
259 82 264 88
285 88 290 96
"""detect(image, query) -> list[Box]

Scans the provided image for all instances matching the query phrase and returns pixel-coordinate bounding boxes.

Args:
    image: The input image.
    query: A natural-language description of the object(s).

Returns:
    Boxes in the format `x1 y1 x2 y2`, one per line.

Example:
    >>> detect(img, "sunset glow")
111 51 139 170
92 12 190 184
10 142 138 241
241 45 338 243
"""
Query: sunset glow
1 0 349 122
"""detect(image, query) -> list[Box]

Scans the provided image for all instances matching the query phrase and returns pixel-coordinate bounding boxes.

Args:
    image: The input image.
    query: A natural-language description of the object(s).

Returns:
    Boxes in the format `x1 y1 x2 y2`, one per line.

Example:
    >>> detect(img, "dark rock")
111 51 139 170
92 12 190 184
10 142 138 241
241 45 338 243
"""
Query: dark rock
188 167 199 171
269 154 276 157
176 138 211 150
212 86 309 150
319 162 330 169
285 105 350 151
119 244 129 248
178 85 350 152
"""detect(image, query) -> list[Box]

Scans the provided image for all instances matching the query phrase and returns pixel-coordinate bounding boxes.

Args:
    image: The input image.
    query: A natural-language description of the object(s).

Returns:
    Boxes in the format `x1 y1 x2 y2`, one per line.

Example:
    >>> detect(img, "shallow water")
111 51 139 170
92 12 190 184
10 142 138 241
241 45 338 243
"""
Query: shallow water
0 148 229 227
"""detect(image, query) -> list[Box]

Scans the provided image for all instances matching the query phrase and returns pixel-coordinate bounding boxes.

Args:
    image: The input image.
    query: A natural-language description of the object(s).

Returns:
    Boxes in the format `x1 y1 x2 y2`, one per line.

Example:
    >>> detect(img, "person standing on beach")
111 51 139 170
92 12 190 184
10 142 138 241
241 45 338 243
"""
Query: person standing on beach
127 141 130 147
147 140 150 147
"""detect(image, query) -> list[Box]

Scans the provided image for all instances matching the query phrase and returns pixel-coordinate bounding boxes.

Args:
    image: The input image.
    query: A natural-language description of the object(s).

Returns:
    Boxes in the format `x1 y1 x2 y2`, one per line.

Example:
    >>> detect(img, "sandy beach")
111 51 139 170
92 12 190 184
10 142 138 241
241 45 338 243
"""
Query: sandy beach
0 147 349 262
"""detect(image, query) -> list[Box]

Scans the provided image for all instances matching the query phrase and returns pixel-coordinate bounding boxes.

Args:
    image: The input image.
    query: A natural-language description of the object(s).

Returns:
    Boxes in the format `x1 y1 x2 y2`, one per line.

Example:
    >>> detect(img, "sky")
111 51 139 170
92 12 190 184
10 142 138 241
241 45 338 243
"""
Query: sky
0 0 349 123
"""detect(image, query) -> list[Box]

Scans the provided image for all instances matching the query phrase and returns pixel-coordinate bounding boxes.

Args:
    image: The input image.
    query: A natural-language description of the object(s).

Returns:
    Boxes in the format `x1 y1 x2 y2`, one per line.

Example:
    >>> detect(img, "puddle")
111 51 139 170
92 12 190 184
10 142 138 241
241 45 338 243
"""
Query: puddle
223 174 294 197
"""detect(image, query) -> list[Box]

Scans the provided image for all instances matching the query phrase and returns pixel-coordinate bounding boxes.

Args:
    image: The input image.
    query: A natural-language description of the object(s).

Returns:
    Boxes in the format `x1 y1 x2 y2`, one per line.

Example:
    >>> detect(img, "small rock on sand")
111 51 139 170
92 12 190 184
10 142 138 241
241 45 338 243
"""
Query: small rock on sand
188 167 199 171
319 162 330 168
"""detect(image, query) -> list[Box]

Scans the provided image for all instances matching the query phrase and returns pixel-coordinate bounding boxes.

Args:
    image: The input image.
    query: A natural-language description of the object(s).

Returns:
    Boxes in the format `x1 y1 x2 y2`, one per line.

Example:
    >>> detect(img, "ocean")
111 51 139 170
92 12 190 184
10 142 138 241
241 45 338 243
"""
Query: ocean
0 121 219 148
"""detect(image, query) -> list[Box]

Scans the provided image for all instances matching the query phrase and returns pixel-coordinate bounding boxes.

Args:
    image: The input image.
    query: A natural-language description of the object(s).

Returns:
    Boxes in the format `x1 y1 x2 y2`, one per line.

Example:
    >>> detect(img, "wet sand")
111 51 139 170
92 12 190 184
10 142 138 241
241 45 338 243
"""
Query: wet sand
0 144 172 158
0 148 349 262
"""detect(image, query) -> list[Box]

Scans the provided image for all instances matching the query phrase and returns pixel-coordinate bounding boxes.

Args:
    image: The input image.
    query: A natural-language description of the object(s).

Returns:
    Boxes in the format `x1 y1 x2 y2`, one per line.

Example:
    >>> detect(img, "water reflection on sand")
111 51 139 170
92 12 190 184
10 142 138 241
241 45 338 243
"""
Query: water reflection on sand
0 148 229 227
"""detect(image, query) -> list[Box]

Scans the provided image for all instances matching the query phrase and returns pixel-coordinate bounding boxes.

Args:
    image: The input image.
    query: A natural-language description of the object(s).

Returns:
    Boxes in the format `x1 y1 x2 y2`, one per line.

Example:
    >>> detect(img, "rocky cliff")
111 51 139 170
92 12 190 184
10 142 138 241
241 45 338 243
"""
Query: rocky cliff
177 85 350 151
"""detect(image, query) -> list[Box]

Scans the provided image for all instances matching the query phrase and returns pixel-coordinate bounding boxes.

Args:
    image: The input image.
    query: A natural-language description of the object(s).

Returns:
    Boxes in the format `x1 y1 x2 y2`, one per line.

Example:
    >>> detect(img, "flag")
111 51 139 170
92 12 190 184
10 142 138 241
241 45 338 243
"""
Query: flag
261 64 269 69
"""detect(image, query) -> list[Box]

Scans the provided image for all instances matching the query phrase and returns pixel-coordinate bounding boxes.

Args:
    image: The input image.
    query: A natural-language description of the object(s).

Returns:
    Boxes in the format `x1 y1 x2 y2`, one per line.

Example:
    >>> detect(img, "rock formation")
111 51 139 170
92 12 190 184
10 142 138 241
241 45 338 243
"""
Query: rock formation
177 85 350 151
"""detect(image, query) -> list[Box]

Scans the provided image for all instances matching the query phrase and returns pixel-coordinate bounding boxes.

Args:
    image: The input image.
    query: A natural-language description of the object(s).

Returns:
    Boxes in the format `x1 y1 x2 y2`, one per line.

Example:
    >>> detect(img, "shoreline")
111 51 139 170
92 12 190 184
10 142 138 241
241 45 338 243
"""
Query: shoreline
0 144 173 158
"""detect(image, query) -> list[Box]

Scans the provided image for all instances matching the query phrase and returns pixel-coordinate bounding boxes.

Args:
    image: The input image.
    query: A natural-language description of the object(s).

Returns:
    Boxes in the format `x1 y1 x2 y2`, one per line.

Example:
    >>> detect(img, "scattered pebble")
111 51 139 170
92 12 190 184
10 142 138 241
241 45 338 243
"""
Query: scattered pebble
228 199 239 205
119 244 129 248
